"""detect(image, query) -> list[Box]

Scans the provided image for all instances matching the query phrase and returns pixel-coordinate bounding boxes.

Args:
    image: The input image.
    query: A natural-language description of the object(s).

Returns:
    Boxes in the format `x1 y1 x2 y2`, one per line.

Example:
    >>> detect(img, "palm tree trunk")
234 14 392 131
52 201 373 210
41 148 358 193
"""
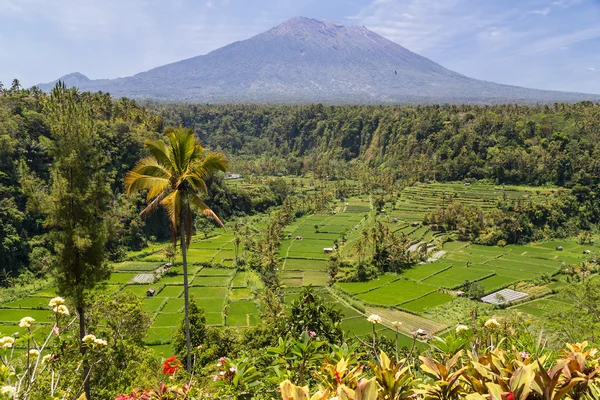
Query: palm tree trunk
180 208 192 372
77 306 91 400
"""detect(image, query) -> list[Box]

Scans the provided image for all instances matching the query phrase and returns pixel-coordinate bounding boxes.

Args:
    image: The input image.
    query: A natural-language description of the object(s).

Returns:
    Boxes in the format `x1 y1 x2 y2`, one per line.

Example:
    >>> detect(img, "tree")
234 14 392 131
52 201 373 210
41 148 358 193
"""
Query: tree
45 83 112 399
124 126 227 372
10 78 21 91
286 286 343 344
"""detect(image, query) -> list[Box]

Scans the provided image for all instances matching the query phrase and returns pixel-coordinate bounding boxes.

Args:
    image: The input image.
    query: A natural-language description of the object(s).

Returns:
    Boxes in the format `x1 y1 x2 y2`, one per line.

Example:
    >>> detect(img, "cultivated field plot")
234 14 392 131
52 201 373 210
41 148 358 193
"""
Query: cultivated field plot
335 235 590 313
512 295 575 317
395 182 557 221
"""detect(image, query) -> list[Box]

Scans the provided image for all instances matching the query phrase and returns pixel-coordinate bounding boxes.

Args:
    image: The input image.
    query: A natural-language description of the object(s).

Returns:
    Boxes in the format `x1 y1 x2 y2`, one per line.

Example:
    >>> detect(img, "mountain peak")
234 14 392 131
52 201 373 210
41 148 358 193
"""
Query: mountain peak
36 17 600 104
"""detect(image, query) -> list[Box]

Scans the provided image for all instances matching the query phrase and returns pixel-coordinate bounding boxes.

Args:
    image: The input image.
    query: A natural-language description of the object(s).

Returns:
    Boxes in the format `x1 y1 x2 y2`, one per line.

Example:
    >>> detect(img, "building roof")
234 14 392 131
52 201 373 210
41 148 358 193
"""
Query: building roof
481 289 528 305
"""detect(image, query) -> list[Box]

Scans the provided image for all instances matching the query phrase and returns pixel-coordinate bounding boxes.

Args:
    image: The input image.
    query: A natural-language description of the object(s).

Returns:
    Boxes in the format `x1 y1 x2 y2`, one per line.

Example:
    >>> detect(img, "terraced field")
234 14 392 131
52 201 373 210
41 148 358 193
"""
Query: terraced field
334 239 590 316
396 182 557 220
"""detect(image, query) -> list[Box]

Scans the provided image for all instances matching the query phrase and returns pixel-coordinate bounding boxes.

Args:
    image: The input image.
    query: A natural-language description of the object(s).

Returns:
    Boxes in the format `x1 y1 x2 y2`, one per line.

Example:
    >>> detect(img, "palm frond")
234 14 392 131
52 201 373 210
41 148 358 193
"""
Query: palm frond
143 139 172 168
160 190 182 234
140 192 166 218
188 193 224 228
124 172 169 197
194 152 228 179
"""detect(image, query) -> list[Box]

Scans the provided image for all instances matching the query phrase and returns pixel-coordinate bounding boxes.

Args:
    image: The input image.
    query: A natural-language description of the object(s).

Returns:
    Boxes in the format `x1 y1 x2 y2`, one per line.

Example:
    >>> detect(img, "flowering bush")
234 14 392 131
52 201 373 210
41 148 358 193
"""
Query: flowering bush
0 297 108 399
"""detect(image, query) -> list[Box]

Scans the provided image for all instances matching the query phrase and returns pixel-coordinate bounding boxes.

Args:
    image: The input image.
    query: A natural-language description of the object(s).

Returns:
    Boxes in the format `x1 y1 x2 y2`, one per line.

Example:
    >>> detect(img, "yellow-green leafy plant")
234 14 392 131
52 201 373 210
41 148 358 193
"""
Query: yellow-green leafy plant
368 351 418 400
417 350 466 400
280 376 377 400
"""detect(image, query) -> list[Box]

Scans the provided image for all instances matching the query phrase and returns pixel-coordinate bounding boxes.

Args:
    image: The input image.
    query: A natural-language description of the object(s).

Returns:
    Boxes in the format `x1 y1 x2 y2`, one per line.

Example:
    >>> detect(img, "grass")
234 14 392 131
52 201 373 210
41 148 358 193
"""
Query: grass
357 280 435 306
196 268 235 276
230 288 253 300
156 286 183 298
284 259 328 271
336 275 399 295
114 261 160 272
0 309 55 324
400 292 453 313
191 275 232 286
3 297 53 309
188 287 227 299
108 273 137 284
143 298 166 312
161 298 184 313
152 313 182 327
227 301 258 326
341 317 374 336
302 272 329 286
145 327 176 344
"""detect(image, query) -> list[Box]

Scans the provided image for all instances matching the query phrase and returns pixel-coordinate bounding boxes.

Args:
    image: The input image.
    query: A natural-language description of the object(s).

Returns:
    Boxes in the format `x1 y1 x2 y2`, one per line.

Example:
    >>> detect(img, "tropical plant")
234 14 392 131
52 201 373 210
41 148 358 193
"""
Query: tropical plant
124 126 228 371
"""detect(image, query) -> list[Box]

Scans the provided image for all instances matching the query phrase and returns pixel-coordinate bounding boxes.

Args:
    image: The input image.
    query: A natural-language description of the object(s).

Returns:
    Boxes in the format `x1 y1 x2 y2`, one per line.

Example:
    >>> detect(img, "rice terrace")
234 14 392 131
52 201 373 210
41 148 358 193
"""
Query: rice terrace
3 6 600 397
2 180 593 356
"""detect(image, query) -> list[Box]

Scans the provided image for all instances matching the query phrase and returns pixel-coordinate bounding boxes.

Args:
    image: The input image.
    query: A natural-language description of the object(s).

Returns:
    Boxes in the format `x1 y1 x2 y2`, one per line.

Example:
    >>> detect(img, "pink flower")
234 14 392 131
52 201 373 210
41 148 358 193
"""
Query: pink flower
218 357 226 363
229 366 237 373
213 375 219 381
52 325 60 335
219 371 225 376
519 351 530 359
309 331 316 337
197 345 203 350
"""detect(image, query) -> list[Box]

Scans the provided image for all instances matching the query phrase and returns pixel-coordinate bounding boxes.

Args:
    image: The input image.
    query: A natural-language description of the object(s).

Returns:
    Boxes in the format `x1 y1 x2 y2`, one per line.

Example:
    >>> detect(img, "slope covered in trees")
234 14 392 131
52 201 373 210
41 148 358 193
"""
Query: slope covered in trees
157 102 600 186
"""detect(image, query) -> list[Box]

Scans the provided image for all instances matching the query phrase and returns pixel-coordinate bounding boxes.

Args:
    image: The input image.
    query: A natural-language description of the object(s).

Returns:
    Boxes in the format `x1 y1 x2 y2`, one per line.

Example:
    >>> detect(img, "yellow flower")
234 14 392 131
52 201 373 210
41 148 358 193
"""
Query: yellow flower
367 314 382 324
19 317 35 328
484 318 500 329
0 336 15 349
82 334 96 345
29 349 40 357
455 325 469 334
48 297 65 308
93 338 108 348
54 305 70 316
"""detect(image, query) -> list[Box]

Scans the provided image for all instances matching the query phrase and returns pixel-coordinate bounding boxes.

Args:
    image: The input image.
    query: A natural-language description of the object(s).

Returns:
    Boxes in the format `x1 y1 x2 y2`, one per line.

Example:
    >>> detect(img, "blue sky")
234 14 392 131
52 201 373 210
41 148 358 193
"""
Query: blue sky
1 0 599 93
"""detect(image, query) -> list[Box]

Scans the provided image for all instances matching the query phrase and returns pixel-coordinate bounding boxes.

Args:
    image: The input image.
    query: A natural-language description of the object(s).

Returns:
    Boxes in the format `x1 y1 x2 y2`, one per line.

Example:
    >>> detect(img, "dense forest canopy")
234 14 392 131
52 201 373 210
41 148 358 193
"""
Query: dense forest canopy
156 102 600 186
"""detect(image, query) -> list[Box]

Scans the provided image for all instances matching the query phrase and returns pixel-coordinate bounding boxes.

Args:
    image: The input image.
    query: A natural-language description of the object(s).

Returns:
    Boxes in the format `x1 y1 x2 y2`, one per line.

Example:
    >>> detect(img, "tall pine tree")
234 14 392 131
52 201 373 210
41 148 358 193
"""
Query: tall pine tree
45 82 111 399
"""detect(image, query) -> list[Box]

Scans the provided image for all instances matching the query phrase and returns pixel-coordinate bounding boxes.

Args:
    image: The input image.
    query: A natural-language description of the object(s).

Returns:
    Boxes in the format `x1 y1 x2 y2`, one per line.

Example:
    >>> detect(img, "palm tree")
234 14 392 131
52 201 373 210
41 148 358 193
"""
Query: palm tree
125 127 228 371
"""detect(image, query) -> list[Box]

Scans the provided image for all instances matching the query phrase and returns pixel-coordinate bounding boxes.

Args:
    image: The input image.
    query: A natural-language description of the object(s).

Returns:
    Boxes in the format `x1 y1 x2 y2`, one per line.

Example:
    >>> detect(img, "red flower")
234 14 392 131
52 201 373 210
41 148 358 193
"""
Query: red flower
501 393 515 400
162 356 182 375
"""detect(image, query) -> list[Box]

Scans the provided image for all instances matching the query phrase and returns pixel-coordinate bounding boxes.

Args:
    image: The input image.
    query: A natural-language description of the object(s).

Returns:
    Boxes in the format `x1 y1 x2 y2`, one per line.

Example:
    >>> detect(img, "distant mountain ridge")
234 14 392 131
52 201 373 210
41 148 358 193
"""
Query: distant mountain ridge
37 17 600 104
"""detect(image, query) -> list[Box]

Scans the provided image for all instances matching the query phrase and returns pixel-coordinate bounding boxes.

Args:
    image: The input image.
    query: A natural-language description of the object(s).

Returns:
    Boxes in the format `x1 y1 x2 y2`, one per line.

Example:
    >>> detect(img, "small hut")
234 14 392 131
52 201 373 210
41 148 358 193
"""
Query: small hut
146 288 156 297
556 246 563 251
323 247 334 254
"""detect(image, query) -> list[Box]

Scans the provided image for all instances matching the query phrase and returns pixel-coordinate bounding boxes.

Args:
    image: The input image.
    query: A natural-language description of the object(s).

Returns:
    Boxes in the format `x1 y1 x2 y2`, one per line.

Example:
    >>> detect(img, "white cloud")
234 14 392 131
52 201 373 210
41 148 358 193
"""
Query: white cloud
531 7 551 15
587 67 596 71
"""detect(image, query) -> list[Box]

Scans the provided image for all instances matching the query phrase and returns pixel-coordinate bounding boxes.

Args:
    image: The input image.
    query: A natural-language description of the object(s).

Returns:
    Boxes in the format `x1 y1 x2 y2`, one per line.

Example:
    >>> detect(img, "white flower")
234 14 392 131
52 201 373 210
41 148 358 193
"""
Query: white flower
49 297 65 308
0 336 15 349
1 386 15 396
229 366 237 373
455 325 469 334
216 362 222 367
391 321 402 329
28 349 40 357
54 305 70 316
19 317 35 328
93 338 108 348
82 334 96 344
484 318 500 329
42 354 53 364
367 314 382 324
219 371 225 376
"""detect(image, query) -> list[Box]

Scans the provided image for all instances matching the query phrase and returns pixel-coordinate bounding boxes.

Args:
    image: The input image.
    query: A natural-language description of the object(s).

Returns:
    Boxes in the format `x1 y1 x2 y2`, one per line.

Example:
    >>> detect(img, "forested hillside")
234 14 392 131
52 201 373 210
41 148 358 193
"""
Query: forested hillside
157 102 600 186
0 86 284 281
